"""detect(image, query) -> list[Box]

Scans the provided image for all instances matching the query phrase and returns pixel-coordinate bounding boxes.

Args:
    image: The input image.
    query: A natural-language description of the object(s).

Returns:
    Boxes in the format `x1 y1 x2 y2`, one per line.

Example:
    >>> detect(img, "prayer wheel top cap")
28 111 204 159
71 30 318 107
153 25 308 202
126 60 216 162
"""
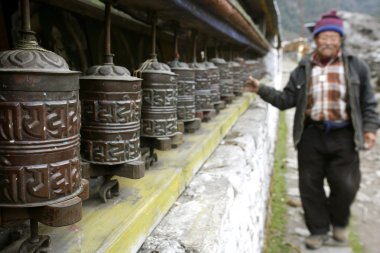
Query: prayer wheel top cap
188 62 206 70
210 57 227 65
233 57 245 63
81 64 141 81
0 48 77 73
245 60 259 65
137 58 176 75
168 59 191 70
229 61 241 67
204 61 218 69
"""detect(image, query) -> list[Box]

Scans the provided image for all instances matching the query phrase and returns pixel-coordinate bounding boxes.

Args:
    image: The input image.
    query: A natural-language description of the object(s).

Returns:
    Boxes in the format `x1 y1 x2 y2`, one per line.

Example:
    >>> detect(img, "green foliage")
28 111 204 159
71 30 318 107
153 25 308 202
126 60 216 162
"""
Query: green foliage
264 112 292 253
349 225 364 253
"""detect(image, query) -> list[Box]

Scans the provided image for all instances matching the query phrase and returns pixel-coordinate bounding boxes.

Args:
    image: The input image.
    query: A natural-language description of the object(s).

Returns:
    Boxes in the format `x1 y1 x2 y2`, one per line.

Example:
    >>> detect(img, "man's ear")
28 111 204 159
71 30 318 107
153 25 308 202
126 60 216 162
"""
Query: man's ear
313 36 318 44
340 36 345 47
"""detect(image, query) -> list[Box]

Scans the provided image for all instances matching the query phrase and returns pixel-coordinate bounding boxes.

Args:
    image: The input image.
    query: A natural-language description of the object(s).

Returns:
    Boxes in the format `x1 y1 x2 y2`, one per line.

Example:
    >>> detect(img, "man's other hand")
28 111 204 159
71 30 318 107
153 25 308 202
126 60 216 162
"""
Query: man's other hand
244 76 260 93
364 132 377 150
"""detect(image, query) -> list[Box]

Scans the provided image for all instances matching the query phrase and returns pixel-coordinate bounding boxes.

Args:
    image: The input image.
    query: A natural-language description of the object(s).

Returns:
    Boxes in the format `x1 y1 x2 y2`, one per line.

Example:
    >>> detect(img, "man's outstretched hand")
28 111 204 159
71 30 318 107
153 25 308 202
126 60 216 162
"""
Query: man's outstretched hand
244 76 260 93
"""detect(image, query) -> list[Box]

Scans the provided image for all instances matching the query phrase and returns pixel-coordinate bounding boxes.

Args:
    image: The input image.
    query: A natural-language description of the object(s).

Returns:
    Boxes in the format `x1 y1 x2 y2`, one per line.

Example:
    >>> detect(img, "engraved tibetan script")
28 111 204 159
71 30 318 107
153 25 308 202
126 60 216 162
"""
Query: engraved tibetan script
0 99 79 141
82 100 139 124
0 157 80 204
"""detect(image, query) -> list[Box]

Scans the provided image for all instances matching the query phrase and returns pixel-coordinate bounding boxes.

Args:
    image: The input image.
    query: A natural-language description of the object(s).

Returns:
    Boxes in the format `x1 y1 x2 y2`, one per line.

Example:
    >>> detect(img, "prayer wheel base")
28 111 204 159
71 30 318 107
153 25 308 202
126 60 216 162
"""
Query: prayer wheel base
184 118 202 133
195 109 217 122
221 95 235 104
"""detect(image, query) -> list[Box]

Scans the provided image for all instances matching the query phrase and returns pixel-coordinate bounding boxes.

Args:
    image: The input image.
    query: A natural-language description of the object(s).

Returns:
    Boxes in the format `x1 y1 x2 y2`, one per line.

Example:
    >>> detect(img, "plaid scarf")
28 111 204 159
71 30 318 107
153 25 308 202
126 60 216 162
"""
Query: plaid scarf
306 51 349 122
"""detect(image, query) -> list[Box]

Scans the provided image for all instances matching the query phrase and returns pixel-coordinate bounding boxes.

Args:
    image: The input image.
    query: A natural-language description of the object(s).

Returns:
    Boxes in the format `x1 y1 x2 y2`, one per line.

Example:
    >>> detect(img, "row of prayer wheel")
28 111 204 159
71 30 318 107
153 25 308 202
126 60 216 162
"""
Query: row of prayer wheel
0 0 256 251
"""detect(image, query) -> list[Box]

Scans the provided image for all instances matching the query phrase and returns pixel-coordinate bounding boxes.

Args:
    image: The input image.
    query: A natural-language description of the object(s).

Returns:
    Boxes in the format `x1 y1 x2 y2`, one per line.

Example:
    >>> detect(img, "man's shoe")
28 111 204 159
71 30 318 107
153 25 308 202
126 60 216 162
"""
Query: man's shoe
333 227 348 242
305 234 328 249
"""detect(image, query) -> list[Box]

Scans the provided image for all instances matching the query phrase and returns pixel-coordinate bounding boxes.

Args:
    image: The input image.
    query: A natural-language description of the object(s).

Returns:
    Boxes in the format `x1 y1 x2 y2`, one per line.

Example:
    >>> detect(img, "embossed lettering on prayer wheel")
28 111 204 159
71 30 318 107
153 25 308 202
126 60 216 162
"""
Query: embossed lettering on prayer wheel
138 59 178 137
210 58 235 97
168 60 195 122
189 62 214 110
0 48 82 207
204 61 221 103
234 57 248 92
230 61 243 93
80 65 142 165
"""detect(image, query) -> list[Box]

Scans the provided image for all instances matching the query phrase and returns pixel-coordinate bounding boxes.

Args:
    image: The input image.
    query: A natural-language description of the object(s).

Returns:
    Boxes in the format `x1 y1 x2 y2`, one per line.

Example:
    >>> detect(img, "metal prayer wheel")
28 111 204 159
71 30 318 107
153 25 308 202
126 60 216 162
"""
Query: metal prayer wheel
0 5 85 210
246 59 266 80
234 57 248 89
137 58 178 137
80 65 142 165
230 60 244 94
80 1 142 166
0 0 88 250
168 60 196 122
79 2 144 203
204 60 221 104
245 60 257 77
0 47 83 207
210 57 235 99
188 62 214 111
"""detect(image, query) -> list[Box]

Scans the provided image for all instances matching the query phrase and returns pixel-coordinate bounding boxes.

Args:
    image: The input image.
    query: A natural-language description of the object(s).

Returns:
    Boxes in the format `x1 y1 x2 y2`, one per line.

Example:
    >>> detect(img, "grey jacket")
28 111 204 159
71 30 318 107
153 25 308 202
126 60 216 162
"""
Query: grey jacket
257 51 380 150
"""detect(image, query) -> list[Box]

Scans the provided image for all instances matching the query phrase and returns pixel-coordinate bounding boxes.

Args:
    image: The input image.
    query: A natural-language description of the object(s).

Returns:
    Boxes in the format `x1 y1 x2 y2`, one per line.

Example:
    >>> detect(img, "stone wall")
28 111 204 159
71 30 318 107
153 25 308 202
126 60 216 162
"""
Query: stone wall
138 50 282 253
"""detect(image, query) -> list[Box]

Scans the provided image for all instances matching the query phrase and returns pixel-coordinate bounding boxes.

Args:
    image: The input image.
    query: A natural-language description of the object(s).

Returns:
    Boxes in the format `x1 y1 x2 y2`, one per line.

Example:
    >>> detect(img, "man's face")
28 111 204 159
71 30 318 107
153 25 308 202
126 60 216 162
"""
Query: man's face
314 31 342 59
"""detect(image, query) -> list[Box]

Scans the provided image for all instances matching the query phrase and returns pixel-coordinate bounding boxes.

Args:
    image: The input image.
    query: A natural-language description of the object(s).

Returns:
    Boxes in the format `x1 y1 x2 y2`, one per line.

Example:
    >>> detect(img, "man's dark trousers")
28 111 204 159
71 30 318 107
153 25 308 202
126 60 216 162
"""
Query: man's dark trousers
297 124 361 235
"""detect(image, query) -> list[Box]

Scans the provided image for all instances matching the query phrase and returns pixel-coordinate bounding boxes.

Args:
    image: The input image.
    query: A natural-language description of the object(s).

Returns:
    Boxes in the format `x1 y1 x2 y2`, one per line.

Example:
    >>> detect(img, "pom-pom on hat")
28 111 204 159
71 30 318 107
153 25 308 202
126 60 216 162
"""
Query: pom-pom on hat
312 9 344 37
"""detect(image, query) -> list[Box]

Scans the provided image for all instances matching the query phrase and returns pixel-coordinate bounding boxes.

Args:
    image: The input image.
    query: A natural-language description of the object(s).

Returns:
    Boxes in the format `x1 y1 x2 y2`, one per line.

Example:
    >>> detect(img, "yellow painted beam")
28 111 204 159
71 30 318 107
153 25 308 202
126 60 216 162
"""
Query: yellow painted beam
31 93 255 253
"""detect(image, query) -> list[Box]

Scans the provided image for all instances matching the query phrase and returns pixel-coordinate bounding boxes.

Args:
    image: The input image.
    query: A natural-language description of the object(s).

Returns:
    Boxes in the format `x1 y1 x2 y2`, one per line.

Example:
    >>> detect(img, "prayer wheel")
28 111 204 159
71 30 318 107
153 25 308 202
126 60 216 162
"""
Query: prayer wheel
189 62 214 111
230 60 244 94
0 0 88 251
234 57 249 90
168 60 196 122
189 31 214 112
138 58 178 137
0 1 85 210
80 1 142 166
0 42 83 208
137 14 178 139
80 64 142 165
246 59 267 80
245 60 257 78
79 1 144 203
210 57 235 99
204 60 221 104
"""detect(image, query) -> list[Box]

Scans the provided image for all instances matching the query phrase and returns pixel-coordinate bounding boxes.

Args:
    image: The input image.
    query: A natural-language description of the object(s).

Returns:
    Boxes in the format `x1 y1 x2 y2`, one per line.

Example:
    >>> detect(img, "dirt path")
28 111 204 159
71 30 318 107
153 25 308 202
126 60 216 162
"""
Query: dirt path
351 109 380 253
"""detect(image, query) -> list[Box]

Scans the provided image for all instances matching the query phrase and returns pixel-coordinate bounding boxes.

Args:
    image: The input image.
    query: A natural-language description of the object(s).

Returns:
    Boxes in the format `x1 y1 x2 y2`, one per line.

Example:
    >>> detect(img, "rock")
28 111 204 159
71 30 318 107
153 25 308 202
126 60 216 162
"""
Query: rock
356 192 371 202
285 158 298 170
294 227 309 237
288 187 300 197
287 198 302 207
339 11 380 90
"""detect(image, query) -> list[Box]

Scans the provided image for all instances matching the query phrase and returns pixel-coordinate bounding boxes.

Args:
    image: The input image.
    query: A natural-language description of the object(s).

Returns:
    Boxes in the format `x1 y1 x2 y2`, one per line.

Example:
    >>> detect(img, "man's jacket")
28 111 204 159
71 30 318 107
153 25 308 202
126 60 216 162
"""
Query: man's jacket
257 50 380 150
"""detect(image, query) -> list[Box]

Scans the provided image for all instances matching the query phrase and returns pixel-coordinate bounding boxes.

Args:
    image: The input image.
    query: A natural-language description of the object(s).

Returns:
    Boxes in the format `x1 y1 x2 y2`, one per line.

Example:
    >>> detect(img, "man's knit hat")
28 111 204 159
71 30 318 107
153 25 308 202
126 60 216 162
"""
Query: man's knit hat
312 10 344 37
